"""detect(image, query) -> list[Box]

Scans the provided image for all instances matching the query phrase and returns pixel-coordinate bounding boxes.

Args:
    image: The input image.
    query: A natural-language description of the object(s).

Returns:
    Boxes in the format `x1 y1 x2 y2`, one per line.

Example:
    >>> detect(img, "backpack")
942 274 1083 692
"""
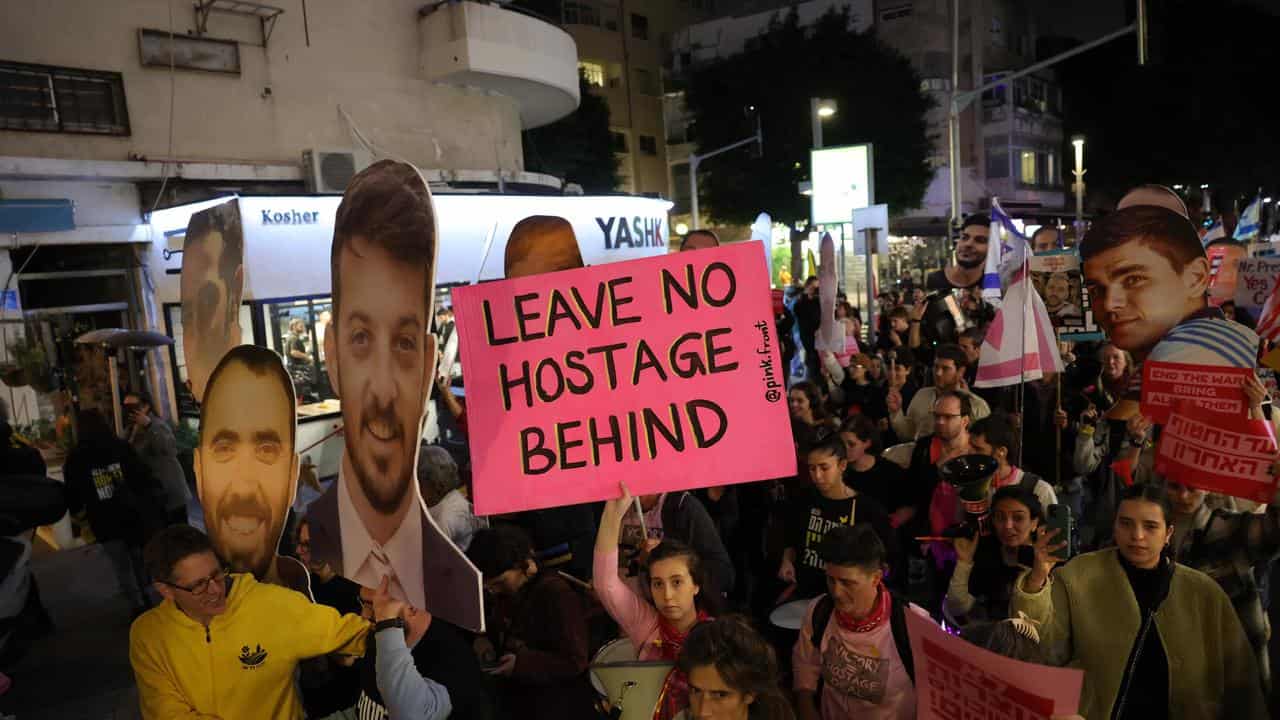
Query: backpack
808 593 915 683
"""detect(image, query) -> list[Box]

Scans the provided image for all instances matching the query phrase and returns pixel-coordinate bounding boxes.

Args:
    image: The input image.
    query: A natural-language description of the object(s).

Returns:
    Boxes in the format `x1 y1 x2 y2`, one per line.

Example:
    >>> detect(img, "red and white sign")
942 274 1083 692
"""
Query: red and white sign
906 608 1083 720
1155 402 1278 503
1140 360 1253 424
452 242 795 515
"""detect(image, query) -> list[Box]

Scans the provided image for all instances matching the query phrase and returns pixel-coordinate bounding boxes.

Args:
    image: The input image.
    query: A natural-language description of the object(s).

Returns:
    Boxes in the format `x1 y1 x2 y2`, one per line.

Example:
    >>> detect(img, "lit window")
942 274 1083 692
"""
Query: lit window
579 61 605 87
1020 150 1037 184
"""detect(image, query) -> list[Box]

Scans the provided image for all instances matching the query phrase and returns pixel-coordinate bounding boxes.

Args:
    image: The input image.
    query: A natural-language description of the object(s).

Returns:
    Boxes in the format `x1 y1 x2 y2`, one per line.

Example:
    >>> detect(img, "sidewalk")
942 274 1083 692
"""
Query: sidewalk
0 541 141 720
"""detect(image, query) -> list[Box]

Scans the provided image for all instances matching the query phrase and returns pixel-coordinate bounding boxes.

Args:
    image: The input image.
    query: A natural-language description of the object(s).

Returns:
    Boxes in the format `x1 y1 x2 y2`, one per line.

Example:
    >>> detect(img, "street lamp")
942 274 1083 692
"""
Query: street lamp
810 98 837 150
1071 135 1086 229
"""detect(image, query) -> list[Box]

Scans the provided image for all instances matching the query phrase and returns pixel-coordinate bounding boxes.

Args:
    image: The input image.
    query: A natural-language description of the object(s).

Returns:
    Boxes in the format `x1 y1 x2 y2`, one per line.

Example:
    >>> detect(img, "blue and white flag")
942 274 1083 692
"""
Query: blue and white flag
1202 220 1225 245
981 199 1031 306
1235 196 1262 241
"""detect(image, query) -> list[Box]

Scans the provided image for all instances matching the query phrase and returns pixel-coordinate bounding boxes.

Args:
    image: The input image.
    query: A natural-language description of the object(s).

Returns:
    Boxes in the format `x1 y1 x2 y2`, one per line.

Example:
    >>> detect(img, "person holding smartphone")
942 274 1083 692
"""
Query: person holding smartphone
1010 483 1265 719
945 485 1044 626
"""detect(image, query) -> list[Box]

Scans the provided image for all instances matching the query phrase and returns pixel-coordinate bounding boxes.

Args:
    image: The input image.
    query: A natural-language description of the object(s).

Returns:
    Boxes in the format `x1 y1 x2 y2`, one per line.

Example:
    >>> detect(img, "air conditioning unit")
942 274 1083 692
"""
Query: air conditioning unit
301 148 371 194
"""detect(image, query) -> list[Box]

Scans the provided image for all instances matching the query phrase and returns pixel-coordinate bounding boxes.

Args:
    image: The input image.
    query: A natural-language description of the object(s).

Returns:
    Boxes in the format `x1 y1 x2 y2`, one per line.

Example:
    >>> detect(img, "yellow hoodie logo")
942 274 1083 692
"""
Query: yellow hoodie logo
238 644 268 669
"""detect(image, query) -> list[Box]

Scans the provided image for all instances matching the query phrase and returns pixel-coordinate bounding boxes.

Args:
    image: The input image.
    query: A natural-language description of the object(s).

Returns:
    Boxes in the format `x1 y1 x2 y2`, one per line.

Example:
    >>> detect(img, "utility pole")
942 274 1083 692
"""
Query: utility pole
688 115 763 230
947 0 1150 233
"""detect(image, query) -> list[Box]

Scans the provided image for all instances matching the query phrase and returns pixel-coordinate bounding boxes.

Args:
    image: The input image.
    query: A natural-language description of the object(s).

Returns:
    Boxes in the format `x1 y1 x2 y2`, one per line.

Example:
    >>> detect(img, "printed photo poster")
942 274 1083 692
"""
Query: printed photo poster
906 608 1083 720
452 241 796 516
195 345 310 597
180 199 245 403
1029 250 1101 341
304 160 485 632
1233 258 1280 325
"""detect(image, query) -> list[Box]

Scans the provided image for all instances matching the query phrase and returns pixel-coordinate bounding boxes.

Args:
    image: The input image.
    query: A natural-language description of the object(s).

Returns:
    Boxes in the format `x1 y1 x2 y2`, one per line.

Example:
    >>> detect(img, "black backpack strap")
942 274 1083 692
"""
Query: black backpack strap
809 594 834 648
1018 472 1040 495
889 597 915 683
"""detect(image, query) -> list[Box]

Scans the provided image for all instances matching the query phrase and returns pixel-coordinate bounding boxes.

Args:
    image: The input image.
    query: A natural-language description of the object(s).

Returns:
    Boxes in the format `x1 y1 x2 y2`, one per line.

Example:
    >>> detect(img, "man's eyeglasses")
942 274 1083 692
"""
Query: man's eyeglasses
163 567 228 595
932 412 962 420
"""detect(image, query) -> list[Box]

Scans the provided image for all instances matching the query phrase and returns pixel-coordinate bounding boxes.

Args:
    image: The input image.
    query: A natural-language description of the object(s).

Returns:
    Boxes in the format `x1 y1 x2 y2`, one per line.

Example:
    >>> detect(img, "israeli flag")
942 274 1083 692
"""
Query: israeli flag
1202 220 1225 245
1234 196 1262 241
982 199 1031 306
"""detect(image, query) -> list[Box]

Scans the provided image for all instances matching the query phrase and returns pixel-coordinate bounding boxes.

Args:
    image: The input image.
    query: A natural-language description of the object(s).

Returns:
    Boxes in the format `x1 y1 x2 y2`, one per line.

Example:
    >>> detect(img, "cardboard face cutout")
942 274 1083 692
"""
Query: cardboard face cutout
307 159 484 632
180 200 245 402
1083 202 1259 422
504 215 584 278
196 344 309 594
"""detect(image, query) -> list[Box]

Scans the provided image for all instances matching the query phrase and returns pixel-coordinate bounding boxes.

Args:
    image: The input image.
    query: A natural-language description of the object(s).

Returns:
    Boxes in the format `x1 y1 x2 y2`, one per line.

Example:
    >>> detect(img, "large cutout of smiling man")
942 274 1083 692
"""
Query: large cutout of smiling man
306 160 483 632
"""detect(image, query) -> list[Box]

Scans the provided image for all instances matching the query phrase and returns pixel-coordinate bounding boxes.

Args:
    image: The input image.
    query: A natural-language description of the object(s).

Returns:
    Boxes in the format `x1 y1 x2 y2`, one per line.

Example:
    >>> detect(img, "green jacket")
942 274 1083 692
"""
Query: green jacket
1010 548 1265 719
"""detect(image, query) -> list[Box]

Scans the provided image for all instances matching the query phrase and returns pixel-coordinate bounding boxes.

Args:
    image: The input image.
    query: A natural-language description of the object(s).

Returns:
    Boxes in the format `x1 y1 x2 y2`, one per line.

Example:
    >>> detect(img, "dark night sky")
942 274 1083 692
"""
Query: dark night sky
1034 0 1277 41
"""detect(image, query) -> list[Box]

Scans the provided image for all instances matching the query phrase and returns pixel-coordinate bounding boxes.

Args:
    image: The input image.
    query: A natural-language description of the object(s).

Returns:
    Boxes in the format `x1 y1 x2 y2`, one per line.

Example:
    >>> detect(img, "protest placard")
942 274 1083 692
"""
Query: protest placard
1155 402 1278 502
452 242 795 515
905 607 1083 720
1028 250 1102 341
1207 242 1247 308
1140 360 1253 425
1233 258 1280 324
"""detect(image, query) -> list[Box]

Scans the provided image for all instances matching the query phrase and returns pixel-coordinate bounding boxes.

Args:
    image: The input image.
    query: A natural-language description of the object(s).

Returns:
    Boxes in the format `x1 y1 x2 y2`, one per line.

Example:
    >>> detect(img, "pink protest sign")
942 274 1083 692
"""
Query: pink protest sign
905 608 1083 720
1156 402 1278 503
452 242 794 515
1140 360 1252 425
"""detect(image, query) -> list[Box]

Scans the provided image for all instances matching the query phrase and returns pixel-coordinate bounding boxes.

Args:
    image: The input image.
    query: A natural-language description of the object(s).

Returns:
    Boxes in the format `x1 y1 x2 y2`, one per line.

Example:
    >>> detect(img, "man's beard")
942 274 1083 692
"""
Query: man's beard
349 394 413 516
955 255 985 270
211 490 279 579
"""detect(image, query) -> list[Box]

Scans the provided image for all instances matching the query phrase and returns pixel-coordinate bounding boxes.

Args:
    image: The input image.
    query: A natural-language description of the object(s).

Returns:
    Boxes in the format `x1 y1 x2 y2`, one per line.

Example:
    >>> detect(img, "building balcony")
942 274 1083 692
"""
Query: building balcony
419 1 580 129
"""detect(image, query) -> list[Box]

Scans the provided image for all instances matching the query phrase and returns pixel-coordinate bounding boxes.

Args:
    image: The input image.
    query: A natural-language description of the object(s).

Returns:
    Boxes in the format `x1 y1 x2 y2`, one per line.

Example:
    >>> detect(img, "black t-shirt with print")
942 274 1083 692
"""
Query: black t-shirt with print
785 489 895 599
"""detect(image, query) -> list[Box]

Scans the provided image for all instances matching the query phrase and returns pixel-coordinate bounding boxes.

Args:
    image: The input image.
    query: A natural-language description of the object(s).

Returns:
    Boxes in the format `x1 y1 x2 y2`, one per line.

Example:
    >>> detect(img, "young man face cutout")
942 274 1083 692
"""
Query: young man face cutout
180 200 245 402
311 159 484 632
1081 206 1211 359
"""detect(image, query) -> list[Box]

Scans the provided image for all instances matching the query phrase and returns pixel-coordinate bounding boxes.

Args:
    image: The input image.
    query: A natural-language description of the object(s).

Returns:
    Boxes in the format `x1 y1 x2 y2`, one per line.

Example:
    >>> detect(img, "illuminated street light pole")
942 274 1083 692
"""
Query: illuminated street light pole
1071 135 1086 229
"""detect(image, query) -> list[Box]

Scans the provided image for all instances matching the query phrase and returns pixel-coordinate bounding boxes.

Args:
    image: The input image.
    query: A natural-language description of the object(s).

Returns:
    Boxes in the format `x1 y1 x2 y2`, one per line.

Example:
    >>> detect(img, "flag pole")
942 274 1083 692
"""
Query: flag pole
1017 202 1031 469
1054 371 1062 488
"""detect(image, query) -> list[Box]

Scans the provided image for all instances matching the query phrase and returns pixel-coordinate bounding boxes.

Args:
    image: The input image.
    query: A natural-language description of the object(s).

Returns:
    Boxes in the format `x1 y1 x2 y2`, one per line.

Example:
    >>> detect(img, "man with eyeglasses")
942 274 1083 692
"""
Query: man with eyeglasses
129 525 370 719
887 344 990 442
903 391 977 538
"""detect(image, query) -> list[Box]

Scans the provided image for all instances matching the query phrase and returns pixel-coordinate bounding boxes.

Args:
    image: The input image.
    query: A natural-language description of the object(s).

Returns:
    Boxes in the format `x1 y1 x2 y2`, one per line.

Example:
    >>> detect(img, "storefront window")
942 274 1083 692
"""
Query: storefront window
263 297 339 418
166 304 254 416
164 297 339 420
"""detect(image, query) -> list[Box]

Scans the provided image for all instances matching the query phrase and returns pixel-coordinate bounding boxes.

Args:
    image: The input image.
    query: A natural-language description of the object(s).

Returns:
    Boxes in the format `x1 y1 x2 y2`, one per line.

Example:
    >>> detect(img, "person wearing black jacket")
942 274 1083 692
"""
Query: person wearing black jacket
466 525 597 720
794 276 822 381
64 409 158 614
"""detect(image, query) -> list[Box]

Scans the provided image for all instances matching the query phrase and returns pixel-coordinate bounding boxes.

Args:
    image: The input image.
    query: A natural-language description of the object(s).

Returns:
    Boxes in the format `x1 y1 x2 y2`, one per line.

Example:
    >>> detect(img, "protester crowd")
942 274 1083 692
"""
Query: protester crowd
5 187 1280 720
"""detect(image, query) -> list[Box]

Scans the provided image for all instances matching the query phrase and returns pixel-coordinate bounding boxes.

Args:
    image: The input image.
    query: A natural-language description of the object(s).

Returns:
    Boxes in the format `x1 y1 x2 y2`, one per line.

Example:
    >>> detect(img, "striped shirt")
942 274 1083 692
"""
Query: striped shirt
1147 316 1259 369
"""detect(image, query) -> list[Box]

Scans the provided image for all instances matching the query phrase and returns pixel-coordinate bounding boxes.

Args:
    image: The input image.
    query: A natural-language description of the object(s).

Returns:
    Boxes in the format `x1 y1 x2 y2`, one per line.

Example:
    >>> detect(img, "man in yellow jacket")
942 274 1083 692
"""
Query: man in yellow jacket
129 525 370 719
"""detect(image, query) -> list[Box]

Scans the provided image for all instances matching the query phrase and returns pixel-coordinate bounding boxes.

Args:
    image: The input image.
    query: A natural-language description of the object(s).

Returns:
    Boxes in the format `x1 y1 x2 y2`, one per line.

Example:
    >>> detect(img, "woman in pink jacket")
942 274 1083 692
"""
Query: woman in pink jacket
594 483 718 719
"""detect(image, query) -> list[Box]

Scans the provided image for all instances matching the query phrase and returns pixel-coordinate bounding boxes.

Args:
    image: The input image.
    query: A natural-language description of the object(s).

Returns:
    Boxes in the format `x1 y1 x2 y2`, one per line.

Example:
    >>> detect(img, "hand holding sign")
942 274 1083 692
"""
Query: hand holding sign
452 244 794 515
1243 372 1265 419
